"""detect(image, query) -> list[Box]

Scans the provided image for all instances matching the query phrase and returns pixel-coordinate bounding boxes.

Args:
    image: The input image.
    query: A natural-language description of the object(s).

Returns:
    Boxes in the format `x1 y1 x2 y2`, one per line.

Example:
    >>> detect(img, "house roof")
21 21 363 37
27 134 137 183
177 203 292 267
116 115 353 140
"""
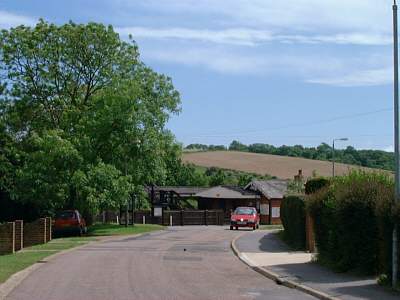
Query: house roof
195 186 260 199
244 180 288 199
149 186 208 197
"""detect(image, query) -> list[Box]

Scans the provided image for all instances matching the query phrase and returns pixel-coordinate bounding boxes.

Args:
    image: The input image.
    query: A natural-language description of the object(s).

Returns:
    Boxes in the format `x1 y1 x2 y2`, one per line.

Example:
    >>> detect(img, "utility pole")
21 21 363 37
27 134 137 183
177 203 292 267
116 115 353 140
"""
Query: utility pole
393 0 399 288
332 140 335 177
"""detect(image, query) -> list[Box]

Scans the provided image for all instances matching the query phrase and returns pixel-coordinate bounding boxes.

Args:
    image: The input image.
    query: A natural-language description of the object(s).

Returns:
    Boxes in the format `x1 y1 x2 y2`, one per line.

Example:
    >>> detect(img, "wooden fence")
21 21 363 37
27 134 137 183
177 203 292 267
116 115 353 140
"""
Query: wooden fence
119 210 224 226
0 217 52 255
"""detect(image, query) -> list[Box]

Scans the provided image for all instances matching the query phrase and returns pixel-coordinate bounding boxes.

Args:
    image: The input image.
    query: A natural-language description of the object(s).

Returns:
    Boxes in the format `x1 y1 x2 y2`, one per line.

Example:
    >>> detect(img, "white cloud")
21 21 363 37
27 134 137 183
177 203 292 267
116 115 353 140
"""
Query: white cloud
144 47 269 74
141 44 392 87
134 0 391 33
307 67 392 87
113 1 394 87
143 46 341 76
118 27 391 46
0 10 36 28
117 27 273 46
279 33 391 46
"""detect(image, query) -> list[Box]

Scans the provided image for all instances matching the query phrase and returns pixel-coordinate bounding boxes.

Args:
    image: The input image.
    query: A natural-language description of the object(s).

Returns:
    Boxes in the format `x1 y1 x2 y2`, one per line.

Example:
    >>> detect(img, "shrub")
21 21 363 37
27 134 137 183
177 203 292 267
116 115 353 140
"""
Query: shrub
305 177 330 195
281 195 306 250
307 171 399 277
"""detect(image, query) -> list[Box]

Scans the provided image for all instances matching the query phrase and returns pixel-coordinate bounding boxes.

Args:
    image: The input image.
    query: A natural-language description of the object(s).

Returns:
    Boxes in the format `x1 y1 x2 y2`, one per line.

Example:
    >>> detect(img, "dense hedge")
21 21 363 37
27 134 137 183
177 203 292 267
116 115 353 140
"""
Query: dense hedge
305 177 330 195
307 171 400 278
281 195 306 250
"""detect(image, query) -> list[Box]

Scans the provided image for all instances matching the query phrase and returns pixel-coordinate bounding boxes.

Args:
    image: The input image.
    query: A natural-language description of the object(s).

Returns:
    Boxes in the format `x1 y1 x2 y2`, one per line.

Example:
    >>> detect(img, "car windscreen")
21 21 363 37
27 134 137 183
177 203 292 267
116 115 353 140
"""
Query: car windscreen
56 211 75 219
234 208 255 215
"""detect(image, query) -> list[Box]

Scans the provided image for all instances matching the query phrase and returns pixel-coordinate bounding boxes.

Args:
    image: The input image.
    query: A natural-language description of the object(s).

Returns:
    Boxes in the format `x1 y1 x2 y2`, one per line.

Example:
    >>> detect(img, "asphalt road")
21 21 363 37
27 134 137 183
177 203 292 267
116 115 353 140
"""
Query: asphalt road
7 226 315 300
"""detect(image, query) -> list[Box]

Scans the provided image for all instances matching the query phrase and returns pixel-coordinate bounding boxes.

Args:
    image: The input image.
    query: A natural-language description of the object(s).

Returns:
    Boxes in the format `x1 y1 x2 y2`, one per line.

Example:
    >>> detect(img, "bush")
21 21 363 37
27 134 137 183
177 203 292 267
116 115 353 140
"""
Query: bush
307 171 399 277
281 195 306 250
305 177 330 195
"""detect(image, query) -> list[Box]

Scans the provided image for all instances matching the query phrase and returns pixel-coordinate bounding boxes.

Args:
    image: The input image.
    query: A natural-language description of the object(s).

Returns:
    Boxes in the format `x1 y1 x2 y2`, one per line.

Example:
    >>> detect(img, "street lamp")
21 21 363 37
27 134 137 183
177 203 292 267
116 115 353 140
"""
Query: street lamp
393 0 399 288
332 138 348 177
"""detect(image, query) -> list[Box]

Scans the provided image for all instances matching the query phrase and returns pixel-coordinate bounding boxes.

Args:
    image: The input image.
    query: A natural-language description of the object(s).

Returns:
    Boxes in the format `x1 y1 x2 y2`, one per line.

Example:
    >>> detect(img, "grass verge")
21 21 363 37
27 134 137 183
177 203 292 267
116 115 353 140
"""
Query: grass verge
0 224 163 283
87 223 164 236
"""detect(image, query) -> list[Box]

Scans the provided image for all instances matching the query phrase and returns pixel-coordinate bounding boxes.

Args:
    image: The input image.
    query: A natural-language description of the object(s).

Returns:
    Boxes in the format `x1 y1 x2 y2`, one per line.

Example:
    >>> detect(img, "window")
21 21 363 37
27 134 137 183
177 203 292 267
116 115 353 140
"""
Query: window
234 207 255 215
56 211 76 219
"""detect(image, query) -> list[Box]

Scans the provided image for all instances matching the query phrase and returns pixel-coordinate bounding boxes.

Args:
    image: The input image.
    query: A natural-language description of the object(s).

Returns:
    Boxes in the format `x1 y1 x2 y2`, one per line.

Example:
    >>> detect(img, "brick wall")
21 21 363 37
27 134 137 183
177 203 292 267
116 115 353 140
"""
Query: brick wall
0 222 15 255
24 218 47 247
14 220 23 251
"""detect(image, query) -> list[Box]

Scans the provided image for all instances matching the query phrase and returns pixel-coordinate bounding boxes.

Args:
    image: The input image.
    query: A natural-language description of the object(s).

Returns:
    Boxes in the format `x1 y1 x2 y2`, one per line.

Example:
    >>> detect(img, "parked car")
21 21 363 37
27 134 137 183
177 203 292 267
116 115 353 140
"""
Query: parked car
230 207 260 230
53 210 87 236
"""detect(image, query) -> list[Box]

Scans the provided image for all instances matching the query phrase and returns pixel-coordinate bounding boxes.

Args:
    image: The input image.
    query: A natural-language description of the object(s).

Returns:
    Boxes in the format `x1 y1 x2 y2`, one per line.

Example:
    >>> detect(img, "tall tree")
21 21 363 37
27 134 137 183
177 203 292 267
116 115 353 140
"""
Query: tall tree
0 20 181 217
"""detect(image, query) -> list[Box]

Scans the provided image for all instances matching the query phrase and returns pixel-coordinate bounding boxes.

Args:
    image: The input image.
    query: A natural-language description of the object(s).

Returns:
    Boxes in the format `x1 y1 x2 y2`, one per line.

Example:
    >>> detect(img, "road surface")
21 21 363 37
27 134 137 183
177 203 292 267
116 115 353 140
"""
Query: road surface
7 226 315 300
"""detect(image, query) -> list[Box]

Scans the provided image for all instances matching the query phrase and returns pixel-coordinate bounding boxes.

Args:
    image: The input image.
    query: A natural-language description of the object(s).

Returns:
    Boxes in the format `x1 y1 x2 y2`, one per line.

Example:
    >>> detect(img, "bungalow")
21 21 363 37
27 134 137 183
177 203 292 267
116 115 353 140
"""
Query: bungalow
244 179 288 225
147 179 288 225
195 186 260 222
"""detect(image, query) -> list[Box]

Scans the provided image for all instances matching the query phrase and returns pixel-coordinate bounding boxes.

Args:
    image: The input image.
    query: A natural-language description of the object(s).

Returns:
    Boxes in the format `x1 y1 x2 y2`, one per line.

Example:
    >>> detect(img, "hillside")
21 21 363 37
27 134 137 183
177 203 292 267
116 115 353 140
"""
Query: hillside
182 151 385 179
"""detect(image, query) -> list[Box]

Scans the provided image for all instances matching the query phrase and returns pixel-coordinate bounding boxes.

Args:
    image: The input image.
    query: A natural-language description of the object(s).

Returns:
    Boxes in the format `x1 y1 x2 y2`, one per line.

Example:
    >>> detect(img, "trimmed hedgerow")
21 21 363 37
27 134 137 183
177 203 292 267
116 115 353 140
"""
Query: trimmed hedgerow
307 171 400 278
305 177 330 195
281 195 306 250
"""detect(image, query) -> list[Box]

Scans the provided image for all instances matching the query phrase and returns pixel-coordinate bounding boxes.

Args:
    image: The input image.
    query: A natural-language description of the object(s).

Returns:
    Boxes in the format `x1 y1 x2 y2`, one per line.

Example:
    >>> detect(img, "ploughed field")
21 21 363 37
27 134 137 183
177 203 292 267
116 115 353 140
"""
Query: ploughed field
182 151 381 179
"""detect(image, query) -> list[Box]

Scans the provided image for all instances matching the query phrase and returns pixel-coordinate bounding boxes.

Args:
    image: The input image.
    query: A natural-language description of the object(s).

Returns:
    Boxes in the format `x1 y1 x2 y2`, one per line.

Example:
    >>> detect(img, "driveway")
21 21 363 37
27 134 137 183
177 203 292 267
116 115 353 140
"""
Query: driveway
7 226 314 300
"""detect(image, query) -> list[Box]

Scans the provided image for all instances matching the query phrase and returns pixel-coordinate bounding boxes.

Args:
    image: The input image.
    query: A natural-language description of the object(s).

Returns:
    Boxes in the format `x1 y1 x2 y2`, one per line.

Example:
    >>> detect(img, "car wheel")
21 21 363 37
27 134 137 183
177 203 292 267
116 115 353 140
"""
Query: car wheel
230 226 233 230
256 224 259 229
235 226 238 230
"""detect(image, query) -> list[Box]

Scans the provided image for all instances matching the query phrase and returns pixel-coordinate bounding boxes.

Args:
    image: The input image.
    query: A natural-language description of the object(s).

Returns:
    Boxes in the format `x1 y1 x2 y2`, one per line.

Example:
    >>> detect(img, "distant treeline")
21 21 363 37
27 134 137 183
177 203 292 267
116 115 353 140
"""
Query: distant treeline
185 144 227 151
185 141 395 171
167 164 275 188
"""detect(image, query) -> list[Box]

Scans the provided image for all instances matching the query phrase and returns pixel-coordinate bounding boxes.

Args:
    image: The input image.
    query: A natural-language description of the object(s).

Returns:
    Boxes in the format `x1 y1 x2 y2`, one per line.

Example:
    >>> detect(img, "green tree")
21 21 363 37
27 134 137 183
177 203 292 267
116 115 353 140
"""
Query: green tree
229 140 248 152
13 130 82 214
0 20 181 217
209 169 226 186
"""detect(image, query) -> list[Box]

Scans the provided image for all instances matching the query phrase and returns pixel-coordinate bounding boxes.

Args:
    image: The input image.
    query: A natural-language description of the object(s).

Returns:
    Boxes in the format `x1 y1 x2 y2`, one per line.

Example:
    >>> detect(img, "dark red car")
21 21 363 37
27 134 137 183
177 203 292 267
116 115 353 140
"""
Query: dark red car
53 210 87 236
230 207 260 230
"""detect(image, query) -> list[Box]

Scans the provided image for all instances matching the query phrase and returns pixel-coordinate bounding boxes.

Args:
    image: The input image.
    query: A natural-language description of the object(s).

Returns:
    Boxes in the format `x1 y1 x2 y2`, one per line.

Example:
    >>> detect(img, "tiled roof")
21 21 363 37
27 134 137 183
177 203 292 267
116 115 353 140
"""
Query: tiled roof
150 186 207 194
195 186 259 199
244 180 288 199
149 186 208 196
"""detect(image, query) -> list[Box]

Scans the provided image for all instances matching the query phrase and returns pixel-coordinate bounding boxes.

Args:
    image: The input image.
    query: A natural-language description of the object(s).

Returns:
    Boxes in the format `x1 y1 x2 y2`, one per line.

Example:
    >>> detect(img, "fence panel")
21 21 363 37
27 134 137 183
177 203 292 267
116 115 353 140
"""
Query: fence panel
14 220 23 251
0 222 15 255
24 218 47 247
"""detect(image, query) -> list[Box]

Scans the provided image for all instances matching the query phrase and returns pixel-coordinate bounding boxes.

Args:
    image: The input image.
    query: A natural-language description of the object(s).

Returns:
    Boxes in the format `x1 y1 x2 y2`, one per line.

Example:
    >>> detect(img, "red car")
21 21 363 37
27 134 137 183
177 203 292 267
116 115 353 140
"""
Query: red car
53 210 87 236
230 207 260 230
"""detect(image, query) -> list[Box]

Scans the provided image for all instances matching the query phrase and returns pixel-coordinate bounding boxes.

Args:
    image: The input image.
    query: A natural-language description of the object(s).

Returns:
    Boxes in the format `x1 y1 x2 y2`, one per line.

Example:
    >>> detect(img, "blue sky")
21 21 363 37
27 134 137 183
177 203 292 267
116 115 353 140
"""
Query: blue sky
0 0 396 150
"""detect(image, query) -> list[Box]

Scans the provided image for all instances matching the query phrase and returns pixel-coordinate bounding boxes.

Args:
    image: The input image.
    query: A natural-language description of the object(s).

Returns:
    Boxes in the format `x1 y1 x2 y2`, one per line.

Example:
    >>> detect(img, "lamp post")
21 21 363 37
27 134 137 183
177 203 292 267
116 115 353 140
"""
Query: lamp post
393 0 399 288
332 138 348 177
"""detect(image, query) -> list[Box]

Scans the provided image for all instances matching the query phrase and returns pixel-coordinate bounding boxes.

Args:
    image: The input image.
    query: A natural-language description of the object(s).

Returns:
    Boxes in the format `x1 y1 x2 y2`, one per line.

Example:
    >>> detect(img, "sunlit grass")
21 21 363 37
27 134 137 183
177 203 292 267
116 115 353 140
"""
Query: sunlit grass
87 223 164 236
